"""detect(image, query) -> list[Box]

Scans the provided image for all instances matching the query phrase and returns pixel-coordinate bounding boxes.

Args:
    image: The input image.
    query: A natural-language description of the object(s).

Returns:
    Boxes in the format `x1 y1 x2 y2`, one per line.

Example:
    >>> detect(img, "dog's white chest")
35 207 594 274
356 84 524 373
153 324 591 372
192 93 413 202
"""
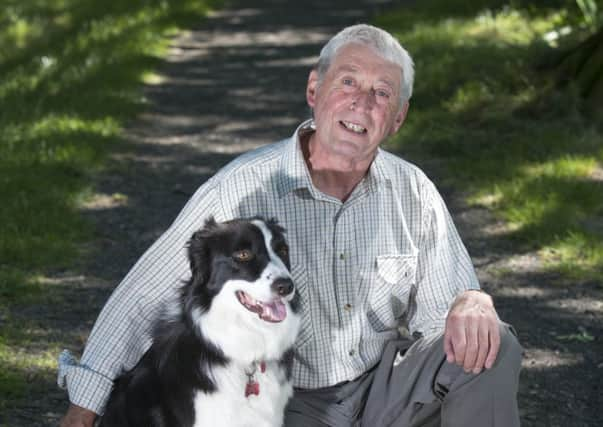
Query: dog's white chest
192 362 293 427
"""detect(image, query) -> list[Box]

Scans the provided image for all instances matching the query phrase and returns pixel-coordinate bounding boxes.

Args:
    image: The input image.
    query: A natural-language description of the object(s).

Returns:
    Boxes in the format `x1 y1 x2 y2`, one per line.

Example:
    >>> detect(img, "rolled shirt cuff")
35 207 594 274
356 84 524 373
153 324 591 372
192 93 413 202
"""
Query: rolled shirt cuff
57 350 114 415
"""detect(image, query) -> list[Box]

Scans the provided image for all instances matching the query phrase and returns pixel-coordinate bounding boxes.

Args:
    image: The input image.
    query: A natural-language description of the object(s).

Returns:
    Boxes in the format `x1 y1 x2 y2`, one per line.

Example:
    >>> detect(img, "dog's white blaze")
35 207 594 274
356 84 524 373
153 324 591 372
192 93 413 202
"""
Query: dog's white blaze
251 220 294 300
192 360 292 427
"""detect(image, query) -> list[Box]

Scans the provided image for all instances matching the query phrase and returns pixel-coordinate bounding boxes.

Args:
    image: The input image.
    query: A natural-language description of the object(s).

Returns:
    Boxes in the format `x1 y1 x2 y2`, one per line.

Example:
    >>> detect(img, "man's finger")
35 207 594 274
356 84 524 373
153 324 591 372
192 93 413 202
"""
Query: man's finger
473 324 490 374
485 322 501 369
452 327 467 367
463 319 479 372
444 331 455 363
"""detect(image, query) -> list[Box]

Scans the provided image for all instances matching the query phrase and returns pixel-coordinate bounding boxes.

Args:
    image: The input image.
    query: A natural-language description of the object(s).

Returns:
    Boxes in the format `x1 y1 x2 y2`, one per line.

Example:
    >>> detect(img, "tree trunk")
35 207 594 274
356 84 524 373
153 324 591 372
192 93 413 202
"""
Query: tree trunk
553 27 603 109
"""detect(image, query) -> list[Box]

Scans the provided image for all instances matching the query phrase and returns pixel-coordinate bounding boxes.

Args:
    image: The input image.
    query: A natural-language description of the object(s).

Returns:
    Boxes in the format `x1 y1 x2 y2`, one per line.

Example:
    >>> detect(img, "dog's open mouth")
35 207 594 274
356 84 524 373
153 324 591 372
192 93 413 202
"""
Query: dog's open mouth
236 291 287 323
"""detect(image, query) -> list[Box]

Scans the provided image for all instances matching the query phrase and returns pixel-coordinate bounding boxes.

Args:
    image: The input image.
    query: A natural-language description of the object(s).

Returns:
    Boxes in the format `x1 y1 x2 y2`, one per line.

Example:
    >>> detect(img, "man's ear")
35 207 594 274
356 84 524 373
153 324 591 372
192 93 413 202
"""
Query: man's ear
306 69 319 109
389 101 410 136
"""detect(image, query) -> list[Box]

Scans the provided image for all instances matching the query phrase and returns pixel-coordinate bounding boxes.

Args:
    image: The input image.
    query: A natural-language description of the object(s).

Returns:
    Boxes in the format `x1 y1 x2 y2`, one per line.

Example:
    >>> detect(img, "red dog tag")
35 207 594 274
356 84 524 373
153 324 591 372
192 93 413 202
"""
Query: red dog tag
245 380 260 397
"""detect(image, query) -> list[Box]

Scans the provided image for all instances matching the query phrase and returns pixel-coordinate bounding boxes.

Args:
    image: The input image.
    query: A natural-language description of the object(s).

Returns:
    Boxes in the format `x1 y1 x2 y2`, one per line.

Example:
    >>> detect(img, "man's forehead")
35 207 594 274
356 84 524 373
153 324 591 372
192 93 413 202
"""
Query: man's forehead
331 44 401 84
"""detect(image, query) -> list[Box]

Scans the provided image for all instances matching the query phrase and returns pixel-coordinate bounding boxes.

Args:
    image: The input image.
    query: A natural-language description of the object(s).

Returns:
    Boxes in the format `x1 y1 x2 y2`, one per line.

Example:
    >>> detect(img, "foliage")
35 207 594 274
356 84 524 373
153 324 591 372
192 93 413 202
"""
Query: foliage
575 0 601 31
376 0 603 282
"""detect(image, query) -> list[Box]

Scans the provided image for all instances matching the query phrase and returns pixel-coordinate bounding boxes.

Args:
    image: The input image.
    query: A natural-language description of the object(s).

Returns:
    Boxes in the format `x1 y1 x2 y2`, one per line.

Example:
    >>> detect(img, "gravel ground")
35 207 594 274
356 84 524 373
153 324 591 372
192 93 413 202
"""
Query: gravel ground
5 0 601 425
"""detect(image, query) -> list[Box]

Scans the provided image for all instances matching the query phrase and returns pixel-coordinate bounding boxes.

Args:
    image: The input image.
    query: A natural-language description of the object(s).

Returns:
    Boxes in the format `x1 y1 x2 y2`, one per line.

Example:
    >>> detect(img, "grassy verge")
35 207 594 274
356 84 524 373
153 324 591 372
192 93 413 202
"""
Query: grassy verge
376 0 603 282
0 0 221 416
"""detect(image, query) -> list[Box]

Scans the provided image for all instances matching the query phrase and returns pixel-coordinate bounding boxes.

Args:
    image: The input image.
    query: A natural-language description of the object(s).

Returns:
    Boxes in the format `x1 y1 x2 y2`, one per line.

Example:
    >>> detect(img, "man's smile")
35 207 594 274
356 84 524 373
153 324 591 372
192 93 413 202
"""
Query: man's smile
340 120 367 134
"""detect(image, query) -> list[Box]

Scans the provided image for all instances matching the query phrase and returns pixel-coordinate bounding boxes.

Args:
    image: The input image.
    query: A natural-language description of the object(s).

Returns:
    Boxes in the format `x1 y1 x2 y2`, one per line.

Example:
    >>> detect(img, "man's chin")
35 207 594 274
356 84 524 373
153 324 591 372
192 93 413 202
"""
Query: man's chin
326 144 375 170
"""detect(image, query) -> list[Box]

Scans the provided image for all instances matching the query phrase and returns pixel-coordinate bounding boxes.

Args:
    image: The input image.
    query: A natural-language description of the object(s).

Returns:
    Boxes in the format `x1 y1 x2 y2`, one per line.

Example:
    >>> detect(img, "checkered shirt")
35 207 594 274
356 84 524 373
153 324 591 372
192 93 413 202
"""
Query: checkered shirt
58 119 480 414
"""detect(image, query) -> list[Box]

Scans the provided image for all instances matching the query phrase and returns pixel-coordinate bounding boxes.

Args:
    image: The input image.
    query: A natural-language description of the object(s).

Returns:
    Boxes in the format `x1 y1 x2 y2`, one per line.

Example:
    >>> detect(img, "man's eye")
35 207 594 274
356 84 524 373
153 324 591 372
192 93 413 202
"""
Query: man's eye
376 89 390 98
233 250 253 262
342 78 354 86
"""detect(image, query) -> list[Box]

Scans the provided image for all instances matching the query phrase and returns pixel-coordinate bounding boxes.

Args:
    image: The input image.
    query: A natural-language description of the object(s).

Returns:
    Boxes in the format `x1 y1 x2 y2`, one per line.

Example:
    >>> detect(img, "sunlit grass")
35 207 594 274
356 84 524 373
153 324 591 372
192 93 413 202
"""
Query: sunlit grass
1 0 220 275
542 233 603 280
141 71 166 85
377 0 603 281
0 319 63 412
0 268 58 411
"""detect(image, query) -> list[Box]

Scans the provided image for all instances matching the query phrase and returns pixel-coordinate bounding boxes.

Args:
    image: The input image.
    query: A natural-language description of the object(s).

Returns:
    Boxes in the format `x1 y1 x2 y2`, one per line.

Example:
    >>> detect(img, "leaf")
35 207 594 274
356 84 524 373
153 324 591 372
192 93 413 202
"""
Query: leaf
555 329 595 342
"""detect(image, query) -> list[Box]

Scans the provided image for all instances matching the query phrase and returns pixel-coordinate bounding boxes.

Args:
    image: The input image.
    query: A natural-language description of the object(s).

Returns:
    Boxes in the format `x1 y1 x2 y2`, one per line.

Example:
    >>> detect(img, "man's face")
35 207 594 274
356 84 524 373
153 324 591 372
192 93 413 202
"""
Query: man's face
306 43 408 167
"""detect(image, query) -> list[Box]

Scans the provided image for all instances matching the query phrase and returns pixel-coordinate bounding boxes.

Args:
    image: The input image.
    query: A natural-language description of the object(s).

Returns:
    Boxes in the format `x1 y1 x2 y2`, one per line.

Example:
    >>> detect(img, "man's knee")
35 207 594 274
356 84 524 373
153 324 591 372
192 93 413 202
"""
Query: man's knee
435 323 522 398
492 323 523 373
436 323 522 427
462 322 522 395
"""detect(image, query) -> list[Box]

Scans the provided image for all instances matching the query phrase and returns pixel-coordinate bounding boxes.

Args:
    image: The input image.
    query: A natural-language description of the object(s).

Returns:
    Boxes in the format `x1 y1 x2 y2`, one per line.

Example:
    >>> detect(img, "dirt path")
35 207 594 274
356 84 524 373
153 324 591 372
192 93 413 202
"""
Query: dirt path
9 0 601 425
443 190 602 427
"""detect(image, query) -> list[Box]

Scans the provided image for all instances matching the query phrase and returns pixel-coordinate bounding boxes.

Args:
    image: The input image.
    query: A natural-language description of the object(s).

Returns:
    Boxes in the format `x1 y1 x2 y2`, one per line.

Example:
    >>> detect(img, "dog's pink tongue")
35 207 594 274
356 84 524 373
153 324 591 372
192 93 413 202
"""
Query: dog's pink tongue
261 300 287 323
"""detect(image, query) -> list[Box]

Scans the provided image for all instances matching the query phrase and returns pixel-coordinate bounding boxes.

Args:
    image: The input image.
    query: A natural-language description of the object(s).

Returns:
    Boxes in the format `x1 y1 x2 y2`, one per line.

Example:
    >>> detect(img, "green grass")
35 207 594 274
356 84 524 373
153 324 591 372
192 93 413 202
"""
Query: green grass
376 0 603 282
0 0 221 415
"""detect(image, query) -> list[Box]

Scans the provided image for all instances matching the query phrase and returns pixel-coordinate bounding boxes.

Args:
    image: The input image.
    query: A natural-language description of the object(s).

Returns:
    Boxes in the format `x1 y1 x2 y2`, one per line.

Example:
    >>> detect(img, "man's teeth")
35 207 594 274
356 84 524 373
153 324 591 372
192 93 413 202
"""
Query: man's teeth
342 121 366 134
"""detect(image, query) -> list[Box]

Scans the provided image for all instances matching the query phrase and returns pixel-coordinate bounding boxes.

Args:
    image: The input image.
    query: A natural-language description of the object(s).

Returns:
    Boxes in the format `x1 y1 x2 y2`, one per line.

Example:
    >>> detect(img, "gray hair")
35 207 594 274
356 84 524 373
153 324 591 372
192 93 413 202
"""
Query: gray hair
316 24 414 105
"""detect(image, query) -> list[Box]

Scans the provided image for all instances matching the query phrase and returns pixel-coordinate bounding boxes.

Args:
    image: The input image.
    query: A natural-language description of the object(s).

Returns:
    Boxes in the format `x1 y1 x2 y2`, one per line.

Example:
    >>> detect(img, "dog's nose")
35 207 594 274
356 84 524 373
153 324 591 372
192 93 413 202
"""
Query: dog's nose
272 277 294 296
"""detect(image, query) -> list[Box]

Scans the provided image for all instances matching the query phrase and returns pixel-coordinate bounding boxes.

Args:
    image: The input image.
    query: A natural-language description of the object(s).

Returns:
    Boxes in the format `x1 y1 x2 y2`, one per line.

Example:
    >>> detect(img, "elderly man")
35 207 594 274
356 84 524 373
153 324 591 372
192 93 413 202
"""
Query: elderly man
60 24 522 427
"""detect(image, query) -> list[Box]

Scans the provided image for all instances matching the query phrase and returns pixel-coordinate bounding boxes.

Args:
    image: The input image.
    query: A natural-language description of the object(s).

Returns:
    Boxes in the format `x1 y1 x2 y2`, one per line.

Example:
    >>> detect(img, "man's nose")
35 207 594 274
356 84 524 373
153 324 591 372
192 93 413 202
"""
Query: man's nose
271 277 294 296
352 89 375 111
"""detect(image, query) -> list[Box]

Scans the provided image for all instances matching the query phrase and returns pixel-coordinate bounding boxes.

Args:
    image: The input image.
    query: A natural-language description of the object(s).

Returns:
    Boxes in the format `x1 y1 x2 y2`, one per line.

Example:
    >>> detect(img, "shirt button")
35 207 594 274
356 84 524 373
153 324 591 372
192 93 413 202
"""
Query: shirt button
349 349 356 356
344 303 352 311
339 253 345 260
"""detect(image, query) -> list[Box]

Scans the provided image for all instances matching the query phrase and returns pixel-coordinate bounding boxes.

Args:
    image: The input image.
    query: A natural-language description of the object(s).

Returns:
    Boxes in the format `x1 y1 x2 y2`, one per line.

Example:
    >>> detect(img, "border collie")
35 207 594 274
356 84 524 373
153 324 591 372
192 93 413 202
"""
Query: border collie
100 217 301 427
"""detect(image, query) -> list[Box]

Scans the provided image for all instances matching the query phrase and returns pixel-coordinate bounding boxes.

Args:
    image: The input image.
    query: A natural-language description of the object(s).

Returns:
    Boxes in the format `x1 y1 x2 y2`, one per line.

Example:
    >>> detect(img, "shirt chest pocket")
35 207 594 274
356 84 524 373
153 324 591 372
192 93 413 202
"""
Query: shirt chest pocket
364 254 417 332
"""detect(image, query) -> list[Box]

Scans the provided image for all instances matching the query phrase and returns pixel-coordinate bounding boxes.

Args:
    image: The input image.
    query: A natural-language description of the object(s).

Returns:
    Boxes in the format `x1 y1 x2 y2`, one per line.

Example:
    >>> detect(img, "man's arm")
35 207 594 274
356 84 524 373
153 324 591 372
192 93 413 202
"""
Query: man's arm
410 177 500 372
60 404 96 427
59 181 223 415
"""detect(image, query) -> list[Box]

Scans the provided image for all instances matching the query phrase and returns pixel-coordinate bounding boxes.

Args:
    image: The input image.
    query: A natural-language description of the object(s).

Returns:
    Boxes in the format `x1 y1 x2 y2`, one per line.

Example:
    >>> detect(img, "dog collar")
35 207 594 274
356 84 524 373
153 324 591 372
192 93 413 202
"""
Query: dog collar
244 361 266 397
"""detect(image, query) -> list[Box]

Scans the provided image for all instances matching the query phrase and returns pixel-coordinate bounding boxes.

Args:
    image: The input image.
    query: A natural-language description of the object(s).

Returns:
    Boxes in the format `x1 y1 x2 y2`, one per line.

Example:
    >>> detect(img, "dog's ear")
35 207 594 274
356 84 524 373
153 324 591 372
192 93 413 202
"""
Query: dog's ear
188 231 209 287
266 217 279 227
266 217 286 236
187 217 218 286
203 216 219 230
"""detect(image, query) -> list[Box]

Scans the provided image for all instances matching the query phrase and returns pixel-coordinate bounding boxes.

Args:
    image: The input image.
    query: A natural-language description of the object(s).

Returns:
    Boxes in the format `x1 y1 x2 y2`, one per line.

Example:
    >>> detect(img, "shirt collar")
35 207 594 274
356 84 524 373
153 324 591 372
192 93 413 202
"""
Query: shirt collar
277 119 391 198
277 119 316 198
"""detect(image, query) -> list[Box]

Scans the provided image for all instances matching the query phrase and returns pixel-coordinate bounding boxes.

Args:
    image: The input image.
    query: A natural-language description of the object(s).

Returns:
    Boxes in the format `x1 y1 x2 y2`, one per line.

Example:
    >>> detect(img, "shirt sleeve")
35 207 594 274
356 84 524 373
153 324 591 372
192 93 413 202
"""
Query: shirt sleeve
61 180 224 414
408 178 480 337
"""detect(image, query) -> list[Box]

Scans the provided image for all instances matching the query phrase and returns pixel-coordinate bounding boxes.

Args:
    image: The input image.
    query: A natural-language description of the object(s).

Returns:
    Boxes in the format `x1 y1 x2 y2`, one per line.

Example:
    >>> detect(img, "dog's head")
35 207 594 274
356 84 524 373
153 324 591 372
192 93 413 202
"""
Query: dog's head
183 217 300 360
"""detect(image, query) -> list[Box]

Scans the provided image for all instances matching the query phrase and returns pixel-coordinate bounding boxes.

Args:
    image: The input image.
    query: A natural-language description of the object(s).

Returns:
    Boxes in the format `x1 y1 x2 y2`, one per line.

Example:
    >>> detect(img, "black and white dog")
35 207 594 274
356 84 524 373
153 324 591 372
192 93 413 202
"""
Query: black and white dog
100 217 301 427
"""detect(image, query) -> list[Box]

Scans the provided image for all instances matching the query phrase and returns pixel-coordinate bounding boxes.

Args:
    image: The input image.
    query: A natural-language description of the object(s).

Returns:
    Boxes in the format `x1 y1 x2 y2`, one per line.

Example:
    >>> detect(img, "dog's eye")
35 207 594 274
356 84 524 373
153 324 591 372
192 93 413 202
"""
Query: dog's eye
233 249 253 262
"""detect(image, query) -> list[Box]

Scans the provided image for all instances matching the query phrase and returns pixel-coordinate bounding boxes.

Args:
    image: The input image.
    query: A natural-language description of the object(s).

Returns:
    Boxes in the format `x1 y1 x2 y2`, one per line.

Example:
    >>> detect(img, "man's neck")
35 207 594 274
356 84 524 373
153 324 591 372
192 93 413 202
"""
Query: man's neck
301 133 372 202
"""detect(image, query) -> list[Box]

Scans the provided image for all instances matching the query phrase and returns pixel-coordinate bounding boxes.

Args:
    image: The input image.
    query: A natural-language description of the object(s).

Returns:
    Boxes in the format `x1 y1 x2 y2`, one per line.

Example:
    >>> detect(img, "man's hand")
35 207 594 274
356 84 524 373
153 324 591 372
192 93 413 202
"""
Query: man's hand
443 290 500 374
60 404 97 427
